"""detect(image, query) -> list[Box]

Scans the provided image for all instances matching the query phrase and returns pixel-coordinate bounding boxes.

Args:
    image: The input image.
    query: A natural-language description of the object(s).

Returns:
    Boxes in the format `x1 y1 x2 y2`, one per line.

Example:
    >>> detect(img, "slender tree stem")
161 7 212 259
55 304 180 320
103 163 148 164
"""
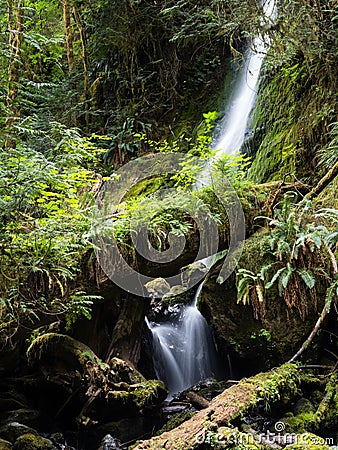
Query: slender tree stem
288 246 337 363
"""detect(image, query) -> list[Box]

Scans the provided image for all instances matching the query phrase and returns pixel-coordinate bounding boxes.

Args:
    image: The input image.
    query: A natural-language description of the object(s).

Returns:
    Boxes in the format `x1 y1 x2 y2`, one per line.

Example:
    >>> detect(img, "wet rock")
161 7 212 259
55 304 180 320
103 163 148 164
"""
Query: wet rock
97 434 121 450
145 278 170 299
49 433 75 450
0 423 38 444
181 261 208 289
147 300 183 322
94 416 162 447
0 438 12 450
294 397 315 415
13 433 57 450
200 236 328 373
1 411 41 430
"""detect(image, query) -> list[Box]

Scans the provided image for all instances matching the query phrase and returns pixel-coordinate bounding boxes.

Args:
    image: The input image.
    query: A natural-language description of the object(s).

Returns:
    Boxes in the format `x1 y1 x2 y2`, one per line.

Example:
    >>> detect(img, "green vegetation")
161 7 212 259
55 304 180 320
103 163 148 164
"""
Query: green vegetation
0 0 337 445
248 0 337 183
236 193 338 321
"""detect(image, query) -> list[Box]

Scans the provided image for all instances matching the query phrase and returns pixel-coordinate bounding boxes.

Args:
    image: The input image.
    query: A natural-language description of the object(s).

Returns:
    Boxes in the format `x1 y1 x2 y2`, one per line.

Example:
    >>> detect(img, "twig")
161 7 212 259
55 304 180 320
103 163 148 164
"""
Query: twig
288 247 337 363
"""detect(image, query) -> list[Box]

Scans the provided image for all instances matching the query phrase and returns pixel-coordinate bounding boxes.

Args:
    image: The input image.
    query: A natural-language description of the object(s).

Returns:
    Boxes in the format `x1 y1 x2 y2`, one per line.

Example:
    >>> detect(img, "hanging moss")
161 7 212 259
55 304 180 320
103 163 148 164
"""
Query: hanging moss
248 59 336 184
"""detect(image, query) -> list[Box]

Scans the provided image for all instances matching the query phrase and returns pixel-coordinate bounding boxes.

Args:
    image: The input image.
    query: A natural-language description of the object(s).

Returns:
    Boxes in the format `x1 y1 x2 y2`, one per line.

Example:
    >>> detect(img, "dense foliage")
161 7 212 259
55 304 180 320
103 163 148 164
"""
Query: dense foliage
0 0 337 343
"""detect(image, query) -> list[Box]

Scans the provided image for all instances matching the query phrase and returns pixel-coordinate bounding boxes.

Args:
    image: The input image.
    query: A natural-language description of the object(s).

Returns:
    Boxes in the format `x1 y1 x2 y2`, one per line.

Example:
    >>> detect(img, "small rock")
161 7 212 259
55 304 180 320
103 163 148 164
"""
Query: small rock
145 278 171 298
97 434 121 450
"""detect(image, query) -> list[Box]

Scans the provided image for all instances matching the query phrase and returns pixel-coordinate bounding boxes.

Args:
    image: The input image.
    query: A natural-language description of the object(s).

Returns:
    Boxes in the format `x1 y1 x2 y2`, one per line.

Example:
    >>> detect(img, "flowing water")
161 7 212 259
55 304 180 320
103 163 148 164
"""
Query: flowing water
213 0 276 157
146 0 277 395
146 283 220 397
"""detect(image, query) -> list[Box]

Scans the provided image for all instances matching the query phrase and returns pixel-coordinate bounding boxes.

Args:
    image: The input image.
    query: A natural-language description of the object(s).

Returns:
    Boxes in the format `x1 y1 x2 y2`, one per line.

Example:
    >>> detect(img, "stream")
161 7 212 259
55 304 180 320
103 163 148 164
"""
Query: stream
146 283 220 398
146 0 277 398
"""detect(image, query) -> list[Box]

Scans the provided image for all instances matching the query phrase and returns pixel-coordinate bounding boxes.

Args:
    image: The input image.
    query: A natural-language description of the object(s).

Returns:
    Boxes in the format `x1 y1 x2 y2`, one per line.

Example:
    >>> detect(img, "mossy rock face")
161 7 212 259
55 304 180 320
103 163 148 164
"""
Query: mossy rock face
285 432 332 449
200 233 327 373
0 438 12 450
0 411 41 431
13 433 56 450
92 379 167 420
248 59 336 184
0 423 38 445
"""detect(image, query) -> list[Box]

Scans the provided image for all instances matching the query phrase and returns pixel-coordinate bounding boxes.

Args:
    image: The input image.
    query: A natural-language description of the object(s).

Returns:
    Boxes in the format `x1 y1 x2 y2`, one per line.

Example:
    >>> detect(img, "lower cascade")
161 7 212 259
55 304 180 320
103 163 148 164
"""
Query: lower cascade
146 284 221 397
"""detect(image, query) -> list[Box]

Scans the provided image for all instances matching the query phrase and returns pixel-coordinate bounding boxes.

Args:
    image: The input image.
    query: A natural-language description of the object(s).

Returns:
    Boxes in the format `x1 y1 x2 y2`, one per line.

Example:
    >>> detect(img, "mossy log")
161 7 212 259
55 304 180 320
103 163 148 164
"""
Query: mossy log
26 333 167 423
134 364 299 449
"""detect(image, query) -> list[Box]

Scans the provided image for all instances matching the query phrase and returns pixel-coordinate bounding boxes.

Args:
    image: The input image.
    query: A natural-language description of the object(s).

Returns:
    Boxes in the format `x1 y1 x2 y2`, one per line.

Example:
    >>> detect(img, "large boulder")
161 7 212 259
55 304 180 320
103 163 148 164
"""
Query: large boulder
200 233 328 374
13 434 56 450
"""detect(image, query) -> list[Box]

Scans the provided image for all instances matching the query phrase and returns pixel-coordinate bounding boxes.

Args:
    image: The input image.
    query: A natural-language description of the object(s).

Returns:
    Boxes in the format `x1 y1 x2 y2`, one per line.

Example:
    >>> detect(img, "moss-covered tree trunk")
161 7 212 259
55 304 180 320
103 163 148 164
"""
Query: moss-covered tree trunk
134 364 300 449
5 0 23 149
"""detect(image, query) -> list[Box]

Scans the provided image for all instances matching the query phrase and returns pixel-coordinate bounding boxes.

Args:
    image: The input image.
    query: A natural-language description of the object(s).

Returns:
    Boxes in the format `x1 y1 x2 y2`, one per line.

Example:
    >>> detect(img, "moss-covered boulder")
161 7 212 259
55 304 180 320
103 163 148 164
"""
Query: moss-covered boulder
26 333 167 423
200 232 329 373
26 333 100 383
145 278 170 298
13 434 56 450
0 423 38 445
0 438 12 450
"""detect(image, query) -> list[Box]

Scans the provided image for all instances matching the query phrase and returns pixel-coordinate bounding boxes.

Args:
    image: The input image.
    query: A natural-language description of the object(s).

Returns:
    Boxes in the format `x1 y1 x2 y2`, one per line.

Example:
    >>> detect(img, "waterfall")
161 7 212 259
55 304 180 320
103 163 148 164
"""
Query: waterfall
146 283 220 397
213 0 276 156
145 1 277 396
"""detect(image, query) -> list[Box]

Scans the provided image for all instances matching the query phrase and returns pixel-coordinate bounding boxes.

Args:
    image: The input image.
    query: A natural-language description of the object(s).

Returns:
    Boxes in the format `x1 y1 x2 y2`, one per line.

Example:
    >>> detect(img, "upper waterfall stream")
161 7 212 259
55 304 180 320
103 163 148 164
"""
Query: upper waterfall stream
213 0 276 157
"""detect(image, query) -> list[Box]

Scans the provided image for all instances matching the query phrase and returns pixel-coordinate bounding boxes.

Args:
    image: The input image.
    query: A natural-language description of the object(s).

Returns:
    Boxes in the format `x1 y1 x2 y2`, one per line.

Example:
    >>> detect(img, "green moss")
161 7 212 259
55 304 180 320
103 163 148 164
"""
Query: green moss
0 438 12 450
285 432 331 449
13 433 56 450
248 60 336 184
250 363 300 408
281 412 315 433
131 380 166 408
156 410 196 435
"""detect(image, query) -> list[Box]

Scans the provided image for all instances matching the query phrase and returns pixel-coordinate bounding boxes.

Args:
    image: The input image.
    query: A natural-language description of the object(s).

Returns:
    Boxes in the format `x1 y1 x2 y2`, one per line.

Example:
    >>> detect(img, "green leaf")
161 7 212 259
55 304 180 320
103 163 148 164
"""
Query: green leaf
297 269 315 290
265 267 286 290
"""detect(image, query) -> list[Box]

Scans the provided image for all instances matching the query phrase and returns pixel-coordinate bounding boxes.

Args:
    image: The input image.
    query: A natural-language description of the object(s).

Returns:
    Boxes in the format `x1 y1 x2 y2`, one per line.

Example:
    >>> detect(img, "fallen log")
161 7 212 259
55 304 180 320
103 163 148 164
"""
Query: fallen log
134 364 300 449
185 391 210 410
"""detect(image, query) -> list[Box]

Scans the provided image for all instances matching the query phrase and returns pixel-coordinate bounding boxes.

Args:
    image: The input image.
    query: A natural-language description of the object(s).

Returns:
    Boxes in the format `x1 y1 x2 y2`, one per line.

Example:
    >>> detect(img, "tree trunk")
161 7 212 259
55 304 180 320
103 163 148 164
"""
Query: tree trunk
5 0 23 149
134 364 299 449
72 6 90 130
63 0 73 73
288 247 337 363
106 296 147 367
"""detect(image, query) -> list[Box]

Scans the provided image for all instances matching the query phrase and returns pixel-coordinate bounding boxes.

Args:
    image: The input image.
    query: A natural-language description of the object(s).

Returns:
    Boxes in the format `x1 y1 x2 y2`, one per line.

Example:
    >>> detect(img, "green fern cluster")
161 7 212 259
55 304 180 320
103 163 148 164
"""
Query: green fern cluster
236 193 338 320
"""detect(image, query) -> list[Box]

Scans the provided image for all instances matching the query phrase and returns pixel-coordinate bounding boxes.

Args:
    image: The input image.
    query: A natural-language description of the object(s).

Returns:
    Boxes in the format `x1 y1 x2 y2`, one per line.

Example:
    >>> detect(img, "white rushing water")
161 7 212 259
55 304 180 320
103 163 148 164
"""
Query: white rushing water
213 0 276 156
146 1 277 395
146 283 220 397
